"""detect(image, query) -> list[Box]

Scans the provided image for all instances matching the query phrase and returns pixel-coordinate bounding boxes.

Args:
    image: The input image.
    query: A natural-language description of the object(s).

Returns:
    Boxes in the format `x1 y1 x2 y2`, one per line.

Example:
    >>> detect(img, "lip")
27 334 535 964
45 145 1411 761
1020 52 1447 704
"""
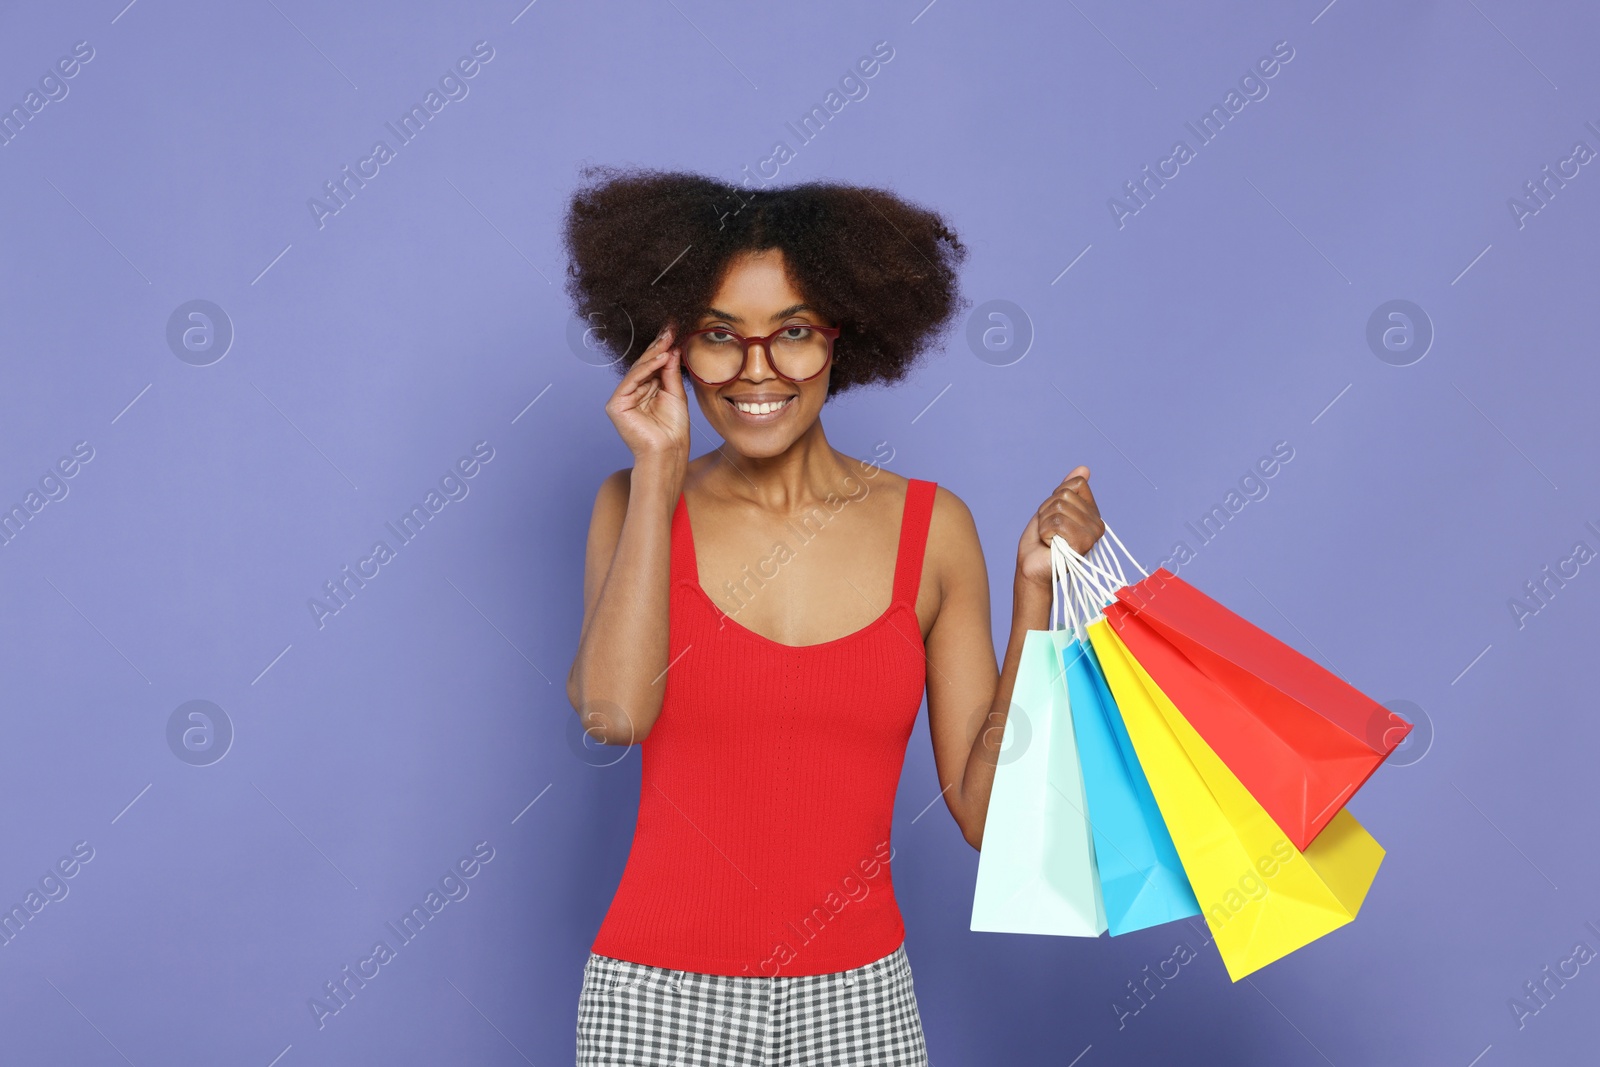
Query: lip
723 394 796 424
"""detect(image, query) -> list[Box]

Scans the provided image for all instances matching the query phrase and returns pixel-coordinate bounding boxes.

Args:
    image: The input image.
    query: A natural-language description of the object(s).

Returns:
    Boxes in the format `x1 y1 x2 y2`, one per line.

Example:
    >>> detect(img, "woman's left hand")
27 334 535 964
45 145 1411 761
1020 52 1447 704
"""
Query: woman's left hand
1016 466 1105 587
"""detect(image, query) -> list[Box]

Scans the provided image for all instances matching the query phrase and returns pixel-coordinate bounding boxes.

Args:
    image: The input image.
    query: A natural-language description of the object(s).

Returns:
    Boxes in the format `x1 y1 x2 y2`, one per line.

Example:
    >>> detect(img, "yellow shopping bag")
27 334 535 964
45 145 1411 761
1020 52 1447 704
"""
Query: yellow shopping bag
1087 617 1385 981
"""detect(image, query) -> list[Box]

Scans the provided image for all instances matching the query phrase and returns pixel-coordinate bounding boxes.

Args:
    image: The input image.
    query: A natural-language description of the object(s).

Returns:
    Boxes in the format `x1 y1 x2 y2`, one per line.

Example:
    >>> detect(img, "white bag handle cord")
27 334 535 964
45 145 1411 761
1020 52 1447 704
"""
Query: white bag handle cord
1095 521 1149 580
1046 519 1147 636
1049 536 1064 633
1053 534 1121 643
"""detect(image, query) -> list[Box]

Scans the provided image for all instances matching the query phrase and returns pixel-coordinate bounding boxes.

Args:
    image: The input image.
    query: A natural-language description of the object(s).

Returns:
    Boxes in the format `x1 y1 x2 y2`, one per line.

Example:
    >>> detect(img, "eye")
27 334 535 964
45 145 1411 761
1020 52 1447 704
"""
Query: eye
779 326 815 341
702 329 736 344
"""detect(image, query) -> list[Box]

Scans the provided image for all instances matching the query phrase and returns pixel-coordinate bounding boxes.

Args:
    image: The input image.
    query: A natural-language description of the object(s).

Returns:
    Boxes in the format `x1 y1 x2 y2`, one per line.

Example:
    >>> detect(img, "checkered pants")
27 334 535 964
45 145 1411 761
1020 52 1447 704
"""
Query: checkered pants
575 942 928 1066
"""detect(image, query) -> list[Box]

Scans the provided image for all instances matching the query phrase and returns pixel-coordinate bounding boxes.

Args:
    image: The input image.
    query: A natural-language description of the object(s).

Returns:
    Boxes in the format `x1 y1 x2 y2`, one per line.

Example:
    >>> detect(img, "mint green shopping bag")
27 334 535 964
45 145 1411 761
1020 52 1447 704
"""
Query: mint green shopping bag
970 576 1108 936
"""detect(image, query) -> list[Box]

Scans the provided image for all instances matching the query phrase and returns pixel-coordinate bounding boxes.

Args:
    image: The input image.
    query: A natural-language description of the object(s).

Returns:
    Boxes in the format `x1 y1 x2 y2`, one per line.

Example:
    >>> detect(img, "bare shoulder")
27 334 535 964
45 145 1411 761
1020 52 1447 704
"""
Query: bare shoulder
591 466 632 523
857 469 977 550
925 483 984 598
928 482 974 527
594 452 714 514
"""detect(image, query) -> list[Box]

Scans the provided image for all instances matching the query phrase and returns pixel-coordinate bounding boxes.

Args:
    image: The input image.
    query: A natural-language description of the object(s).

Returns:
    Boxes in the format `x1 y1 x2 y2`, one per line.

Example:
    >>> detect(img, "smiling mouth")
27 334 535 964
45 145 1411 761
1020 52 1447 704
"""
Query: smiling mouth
725 396 796 418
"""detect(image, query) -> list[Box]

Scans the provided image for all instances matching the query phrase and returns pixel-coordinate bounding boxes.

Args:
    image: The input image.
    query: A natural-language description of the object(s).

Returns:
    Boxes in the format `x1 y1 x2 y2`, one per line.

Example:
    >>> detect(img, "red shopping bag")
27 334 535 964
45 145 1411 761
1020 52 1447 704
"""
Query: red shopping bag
1111 569 1412 850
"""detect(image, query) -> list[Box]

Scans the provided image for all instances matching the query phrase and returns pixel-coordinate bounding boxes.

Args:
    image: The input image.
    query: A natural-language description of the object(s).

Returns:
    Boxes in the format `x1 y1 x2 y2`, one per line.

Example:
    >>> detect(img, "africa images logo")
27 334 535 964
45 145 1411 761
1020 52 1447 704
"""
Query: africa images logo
307 42 496 230
308 441 495 630
1107 39 1295 229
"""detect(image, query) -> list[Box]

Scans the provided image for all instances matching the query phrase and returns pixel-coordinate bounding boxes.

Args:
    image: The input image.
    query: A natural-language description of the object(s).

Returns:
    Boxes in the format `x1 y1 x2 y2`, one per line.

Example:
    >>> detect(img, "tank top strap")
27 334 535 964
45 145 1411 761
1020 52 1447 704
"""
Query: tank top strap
670 491 698 584
891 478 938 608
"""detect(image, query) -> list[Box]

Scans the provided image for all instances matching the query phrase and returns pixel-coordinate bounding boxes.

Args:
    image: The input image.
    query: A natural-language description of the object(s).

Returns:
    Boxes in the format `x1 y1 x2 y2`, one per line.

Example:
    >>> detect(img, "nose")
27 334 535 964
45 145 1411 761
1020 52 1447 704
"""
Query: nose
741 340 777 381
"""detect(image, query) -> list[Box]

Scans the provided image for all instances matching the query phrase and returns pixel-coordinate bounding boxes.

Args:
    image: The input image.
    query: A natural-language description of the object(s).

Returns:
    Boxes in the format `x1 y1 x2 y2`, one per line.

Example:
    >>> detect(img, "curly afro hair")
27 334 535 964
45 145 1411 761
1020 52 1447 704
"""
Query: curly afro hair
561 166 967 397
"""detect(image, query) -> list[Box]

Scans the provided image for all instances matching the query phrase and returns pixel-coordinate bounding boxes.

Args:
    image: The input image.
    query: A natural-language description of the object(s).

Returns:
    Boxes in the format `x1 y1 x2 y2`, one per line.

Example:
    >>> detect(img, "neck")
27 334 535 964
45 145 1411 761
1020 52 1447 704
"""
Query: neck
709 417 868 511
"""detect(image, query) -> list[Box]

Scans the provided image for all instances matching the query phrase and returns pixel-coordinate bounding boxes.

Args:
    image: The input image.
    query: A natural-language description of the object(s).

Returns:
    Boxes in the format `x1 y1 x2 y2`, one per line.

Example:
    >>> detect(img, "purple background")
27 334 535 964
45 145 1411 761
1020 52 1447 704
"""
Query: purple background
3 0 1597 1063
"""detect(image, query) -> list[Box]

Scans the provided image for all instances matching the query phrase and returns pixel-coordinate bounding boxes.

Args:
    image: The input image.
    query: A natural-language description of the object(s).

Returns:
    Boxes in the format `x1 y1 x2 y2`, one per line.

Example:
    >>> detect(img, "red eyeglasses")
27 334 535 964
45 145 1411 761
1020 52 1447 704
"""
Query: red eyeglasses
677 324 841 386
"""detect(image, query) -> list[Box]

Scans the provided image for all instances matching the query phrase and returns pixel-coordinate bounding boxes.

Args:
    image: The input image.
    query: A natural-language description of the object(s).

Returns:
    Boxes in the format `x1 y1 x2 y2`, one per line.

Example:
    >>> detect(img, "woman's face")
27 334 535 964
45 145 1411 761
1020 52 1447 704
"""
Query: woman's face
683 249 832 458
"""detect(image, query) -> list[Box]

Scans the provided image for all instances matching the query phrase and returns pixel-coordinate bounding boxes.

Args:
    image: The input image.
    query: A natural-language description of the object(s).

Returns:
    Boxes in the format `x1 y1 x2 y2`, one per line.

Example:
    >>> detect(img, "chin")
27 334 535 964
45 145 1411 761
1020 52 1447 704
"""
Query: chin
719 427 799 457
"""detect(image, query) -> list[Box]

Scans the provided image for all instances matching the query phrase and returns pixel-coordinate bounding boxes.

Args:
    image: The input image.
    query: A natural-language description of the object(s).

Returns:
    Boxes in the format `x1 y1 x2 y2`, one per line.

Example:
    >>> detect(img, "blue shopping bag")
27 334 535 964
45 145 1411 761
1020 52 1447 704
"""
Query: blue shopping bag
1062 621 1201 935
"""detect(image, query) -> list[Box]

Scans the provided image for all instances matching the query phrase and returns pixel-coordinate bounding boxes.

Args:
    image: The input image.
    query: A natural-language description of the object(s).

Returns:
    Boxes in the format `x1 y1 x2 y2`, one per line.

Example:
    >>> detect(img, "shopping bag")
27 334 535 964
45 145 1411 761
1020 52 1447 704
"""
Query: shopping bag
971 601 1107 935
1059 612 1199 934
1086 613 1385 981
1111 567 1412 849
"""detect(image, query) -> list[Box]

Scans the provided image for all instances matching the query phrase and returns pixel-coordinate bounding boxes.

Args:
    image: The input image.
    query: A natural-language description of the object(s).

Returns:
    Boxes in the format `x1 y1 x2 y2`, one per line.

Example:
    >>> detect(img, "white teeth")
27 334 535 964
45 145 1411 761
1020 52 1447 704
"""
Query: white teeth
733 398 791 415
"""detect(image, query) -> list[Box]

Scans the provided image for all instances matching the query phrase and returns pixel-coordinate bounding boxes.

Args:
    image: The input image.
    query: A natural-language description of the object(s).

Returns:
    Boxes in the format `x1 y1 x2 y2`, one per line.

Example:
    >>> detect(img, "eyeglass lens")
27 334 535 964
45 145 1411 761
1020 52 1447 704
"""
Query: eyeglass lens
683 327 830 384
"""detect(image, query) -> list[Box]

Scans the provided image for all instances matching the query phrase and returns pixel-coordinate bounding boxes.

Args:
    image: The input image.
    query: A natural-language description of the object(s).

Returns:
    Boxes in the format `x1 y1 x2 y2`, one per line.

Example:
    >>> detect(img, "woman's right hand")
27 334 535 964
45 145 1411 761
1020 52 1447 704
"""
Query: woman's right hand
605 328 690 466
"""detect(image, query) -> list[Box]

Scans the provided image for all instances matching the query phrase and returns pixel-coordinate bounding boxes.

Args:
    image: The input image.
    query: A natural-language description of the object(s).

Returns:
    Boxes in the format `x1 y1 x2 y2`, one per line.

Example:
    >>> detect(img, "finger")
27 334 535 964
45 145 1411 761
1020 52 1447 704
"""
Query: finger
1058 463 1088 483
612 363 663 405
642 324 674 350
1037 494 1103 547
1061 470 1097 511
1040 488 1094 525
1038 504 1091 538
614 331 676 399
628 328 677 374
659 346 687 404
1039 521 1101 559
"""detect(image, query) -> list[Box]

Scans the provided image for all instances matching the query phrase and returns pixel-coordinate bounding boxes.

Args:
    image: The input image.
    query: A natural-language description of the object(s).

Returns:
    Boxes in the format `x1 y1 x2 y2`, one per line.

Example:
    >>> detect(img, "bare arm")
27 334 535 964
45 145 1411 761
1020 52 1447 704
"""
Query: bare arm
923 470 1105 849
566 331 689 744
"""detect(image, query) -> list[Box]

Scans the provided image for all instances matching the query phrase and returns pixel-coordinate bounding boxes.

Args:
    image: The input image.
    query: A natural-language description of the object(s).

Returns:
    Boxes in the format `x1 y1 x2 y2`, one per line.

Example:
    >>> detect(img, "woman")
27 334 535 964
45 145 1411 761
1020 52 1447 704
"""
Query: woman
564 167 1105 1066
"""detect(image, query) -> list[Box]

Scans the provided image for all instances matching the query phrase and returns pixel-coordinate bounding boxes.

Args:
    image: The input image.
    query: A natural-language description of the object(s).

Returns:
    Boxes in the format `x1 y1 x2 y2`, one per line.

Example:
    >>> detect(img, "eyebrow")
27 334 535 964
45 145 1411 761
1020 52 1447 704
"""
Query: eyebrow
701 303 814 325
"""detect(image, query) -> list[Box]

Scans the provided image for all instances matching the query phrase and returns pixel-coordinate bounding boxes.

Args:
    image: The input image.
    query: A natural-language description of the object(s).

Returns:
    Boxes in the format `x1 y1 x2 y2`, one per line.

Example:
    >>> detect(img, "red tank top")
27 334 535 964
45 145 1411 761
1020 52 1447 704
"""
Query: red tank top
590 477 938 977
